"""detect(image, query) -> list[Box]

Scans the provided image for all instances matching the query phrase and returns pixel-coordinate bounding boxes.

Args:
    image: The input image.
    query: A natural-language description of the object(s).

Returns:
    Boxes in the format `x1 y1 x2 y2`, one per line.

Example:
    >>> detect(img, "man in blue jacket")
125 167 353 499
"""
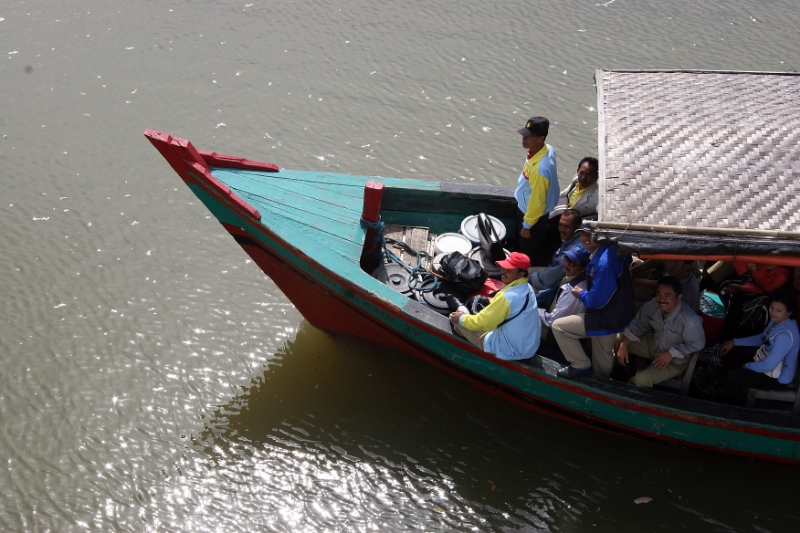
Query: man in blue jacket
551 226 635 378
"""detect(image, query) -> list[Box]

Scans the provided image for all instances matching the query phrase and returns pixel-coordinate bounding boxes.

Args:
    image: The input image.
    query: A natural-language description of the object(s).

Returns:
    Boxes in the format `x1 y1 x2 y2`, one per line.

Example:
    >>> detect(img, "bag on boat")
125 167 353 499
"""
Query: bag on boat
437 251 488 295
723 293 769 339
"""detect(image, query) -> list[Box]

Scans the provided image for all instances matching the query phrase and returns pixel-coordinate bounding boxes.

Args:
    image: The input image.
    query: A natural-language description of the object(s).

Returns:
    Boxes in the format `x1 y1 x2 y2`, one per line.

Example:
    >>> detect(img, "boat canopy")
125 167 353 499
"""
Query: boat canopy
593 69 800 265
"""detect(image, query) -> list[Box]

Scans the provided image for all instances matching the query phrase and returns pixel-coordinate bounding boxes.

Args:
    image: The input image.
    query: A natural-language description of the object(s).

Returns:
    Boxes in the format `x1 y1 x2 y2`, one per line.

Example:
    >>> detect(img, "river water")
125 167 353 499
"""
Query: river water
1 0 799 531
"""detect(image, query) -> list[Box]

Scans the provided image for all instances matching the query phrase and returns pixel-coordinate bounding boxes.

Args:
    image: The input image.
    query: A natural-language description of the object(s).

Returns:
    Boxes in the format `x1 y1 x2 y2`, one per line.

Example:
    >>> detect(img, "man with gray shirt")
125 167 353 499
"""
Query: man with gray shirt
615 276 705 387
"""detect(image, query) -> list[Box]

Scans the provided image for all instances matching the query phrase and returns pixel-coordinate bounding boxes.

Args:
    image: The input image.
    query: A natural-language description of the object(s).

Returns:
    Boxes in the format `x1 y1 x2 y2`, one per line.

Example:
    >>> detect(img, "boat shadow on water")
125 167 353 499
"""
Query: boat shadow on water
192 323 800 531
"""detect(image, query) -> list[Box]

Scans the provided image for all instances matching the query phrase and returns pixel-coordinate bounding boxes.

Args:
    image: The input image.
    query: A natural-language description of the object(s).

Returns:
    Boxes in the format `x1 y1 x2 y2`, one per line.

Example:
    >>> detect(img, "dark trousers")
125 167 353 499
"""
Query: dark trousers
515 209 557 267
722 368 787 406
537 332 569 366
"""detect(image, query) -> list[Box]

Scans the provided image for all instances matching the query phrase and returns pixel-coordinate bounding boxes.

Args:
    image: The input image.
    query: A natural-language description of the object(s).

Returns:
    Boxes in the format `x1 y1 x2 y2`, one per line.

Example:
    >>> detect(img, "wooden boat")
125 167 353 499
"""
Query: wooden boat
145 119 800 464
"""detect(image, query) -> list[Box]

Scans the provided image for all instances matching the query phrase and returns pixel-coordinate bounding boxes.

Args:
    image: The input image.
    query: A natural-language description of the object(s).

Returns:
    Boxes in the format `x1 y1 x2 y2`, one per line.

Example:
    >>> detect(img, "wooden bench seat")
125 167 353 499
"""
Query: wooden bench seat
746 385 800 416
656 351 700 396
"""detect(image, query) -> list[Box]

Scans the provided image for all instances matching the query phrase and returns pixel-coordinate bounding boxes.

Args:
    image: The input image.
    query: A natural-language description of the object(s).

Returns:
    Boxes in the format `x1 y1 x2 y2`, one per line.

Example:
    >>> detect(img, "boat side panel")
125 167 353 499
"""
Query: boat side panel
381 185 517 235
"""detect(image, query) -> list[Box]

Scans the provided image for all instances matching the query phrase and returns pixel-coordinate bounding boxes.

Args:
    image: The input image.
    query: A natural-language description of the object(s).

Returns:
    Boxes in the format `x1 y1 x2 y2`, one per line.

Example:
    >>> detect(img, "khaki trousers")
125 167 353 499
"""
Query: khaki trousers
551 314 616 378
618 331 689 388
454 323 487 351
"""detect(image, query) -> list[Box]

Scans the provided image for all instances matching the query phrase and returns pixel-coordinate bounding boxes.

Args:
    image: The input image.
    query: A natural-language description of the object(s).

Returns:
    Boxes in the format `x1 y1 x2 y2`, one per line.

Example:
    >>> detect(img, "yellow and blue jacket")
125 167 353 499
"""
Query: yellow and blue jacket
514 144 559 228
459 278 540 360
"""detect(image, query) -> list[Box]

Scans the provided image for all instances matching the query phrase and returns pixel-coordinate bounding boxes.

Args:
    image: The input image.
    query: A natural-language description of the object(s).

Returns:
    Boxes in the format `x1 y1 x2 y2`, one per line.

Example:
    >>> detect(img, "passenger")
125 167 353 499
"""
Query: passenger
528 209 583 292
449 252 540 361
718 291 800 406
537 245 591 364
552 226 635 378
632 259 700 312
615 276 706 387
721 262 790 340
552 157 599 219
722 261 789 296
514 116 559 268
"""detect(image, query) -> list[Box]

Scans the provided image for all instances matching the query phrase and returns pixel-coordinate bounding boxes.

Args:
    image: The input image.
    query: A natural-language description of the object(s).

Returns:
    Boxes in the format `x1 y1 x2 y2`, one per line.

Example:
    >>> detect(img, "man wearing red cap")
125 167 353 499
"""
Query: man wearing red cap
449 252 540 360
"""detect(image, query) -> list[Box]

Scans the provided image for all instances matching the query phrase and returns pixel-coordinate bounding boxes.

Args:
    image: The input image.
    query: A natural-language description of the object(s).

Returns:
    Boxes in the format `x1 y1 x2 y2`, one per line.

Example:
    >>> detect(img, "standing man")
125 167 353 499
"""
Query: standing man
552 227 635 378
514 117 559 267
449 252 540 361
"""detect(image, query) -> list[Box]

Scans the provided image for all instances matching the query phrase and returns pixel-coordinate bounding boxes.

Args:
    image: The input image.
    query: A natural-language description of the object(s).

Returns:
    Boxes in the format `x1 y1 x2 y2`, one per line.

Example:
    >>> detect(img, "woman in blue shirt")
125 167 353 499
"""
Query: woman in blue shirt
719 291 800 405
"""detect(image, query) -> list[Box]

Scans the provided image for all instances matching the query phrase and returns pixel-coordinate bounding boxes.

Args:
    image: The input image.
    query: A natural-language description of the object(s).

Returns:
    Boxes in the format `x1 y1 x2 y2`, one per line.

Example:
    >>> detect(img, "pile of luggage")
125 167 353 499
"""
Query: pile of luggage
371 214 509 315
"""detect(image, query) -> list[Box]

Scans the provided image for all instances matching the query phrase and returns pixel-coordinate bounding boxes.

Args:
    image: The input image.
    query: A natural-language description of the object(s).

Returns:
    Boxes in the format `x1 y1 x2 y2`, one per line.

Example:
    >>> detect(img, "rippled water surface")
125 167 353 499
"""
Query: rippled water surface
1 0 799 531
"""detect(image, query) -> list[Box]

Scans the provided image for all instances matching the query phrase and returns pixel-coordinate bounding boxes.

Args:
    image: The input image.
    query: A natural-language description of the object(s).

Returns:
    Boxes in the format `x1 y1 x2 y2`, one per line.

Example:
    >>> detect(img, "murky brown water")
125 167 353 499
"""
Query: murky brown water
1 0 799 531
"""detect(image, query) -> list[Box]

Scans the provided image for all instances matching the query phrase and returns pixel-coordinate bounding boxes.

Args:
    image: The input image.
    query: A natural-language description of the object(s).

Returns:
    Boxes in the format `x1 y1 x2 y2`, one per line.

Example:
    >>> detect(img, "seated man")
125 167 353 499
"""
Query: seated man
529 209 582 292
632 259 700 312
550 157 599 219
615 276 706 388
537 245 591 364
449 252 540 361
552 226 635 378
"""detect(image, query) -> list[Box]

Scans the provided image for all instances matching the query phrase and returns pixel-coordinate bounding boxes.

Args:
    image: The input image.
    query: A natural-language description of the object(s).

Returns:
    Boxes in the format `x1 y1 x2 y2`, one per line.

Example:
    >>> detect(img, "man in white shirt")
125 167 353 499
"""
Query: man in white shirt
537 244 591 363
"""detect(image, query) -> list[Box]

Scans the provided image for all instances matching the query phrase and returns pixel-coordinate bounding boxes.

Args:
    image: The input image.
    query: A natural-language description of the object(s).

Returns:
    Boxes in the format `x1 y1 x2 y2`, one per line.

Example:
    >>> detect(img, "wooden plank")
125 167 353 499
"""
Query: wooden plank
382 224 432 268
408 227 429 255
427 234 437 258
440 182 515 198
384 184 517 220
217 170 364 216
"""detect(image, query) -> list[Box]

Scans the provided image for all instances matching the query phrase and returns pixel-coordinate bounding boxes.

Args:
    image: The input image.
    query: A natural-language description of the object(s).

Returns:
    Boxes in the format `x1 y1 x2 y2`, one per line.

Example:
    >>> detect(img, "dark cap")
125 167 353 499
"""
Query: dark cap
517 116 549 137
574 222 592 233
565 244 591 266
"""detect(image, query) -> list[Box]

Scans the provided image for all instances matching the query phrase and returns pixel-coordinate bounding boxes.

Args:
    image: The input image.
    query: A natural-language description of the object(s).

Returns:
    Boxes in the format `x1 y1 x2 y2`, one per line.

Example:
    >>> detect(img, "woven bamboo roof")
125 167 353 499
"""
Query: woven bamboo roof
595 69 800 257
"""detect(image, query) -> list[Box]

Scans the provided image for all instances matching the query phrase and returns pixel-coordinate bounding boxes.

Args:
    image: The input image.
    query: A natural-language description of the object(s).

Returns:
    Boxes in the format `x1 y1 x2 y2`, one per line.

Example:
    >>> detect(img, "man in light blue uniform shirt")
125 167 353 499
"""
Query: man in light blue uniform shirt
514 116 559 267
